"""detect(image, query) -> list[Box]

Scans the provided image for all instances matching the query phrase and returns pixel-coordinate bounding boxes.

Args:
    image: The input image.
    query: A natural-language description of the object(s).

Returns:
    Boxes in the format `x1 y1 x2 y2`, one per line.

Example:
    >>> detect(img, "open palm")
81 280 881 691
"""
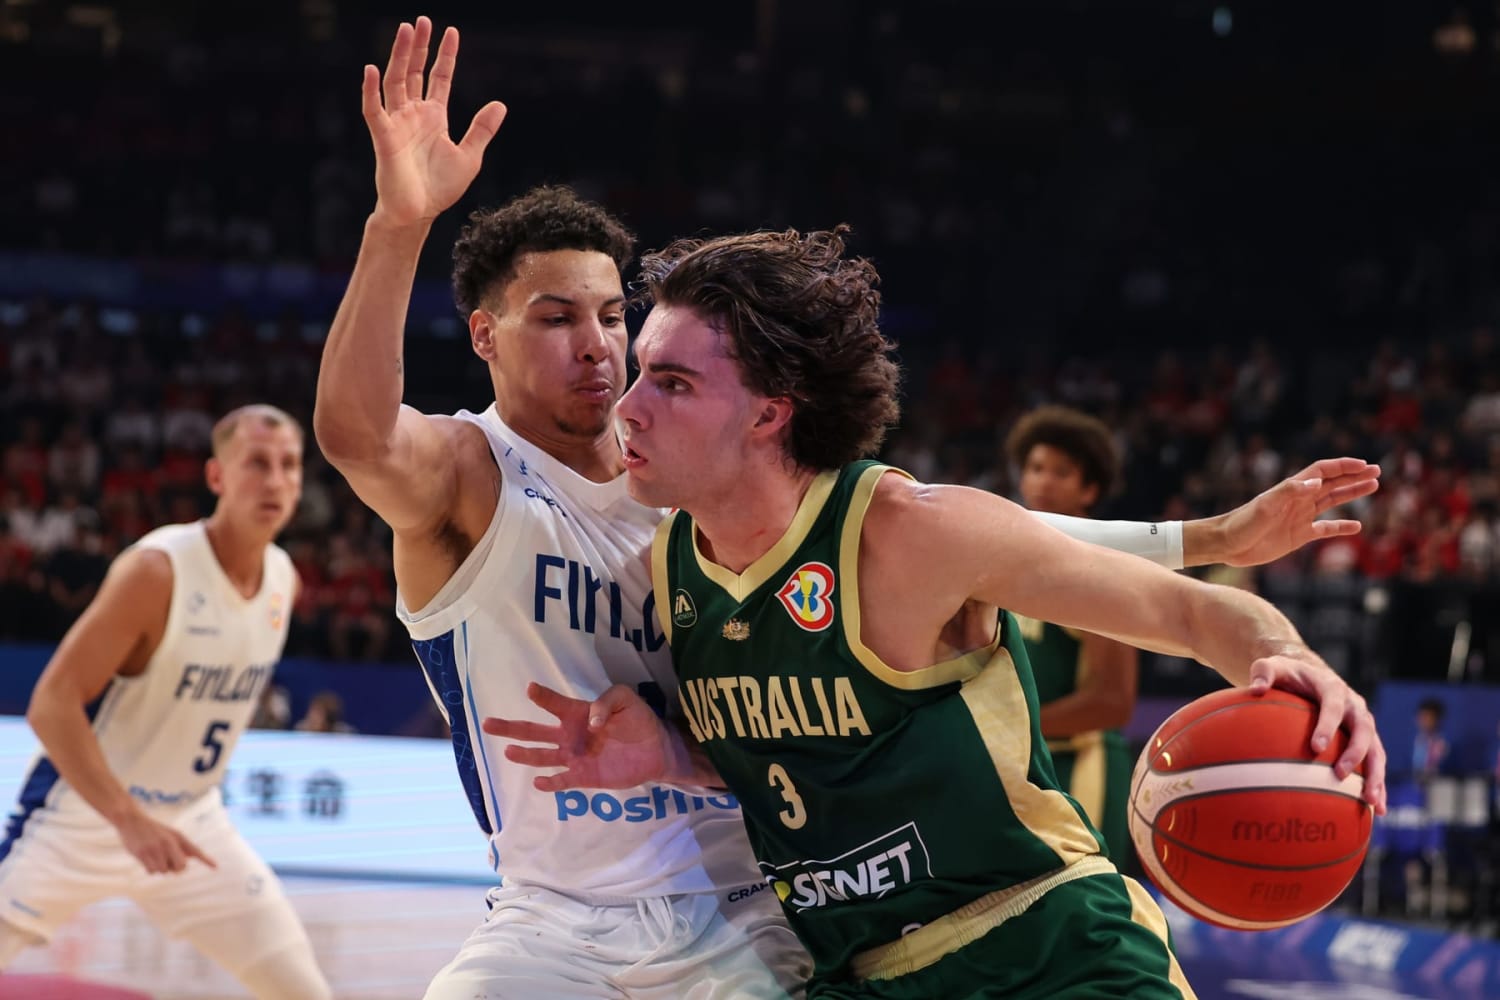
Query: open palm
1219 457 1380 567
483 683 671 792
361 17 507 226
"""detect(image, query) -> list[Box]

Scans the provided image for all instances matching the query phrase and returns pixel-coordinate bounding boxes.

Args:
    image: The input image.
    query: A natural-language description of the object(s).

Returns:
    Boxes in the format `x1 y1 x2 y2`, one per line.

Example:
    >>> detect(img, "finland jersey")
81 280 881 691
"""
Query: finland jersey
8 521 292 833
397 406 764 898
653 461 1110 982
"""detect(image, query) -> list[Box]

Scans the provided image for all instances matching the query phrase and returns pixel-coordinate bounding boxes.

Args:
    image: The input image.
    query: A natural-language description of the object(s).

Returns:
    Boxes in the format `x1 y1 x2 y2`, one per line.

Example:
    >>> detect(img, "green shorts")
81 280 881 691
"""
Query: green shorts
808 871 1194 1000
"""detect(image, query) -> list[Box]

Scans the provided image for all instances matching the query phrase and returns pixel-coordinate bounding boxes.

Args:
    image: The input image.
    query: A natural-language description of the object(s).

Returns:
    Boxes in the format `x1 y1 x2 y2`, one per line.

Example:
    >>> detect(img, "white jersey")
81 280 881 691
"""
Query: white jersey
13 521 294 829
397 406 765 899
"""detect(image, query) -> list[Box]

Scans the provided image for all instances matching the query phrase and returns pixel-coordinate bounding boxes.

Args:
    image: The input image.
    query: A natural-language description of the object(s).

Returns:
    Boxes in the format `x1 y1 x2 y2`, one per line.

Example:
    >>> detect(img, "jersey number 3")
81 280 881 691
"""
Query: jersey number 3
767 763 807 829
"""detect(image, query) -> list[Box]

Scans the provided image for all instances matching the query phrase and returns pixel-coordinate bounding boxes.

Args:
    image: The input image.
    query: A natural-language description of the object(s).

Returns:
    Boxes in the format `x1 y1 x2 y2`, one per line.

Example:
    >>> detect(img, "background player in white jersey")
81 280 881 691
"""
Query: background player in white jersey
314 16 1383 999
0 404 332 1000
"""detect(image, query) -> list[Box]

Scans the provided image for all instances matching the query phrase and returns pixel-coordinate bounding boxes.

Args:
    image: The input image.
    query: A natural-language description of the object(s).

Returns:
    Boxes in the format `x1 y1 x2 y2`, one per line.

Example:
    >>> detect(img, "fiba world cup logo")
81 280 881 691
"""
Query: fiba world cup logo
776 562 836 632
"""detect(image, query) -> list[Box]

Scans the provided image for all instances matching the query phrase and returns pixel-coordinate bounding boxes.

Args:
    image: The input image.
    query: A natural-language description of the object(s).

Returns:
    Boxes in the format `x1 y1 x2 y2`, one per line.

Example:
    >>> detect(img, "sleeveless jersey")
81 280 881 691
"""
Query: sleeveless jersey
653 461 1106 980
396 405 764 898
17 521 294 827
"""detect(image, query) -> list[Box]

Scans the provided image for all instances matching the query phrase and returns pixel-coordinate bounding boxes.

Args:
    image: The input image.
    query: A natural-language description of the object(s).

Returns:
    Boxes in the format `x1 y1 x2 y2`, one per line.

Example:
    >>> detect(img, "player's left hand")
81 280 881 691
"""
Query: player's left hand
1213 458 1380 567
1247 652 1387 815
482 682 672 792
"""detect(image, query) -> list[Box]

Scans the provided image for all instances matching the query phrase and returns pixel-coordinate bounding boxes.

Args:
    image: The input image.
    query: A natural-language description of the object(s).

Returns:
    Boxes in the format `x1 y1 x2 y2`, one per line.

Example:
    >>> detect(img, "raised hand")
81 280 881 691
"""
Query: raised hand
483 683 675 792
115 808 217 875
1210 457 1381 567
361 16 508 227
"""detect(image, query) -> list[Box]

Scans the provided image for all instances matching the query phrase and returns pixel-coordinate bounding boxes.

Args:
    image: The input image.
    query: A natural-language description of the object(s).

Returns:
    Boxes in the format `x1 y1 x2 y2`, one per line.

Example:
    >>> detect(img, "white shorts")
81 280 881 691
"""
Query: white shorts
424 880 811 999
0 797 312 975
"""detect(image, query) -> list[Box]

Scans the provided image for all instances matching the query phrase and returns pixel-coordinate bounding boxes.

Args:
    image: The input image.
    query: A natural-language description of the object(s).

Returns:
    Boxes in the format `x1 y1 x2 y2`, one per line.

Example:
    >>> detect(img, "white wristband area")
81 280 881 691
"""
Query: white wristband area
1030 512 1186 571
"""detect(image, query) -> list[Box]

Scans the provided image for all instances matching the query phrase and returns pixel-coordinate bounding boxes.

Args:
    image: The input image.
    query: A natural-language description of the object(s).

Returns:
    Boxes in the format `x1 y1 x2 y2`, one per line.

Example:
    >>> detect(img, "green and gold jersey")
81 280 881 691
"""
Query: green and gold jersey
653 461 1105 981
1014 616 1085 707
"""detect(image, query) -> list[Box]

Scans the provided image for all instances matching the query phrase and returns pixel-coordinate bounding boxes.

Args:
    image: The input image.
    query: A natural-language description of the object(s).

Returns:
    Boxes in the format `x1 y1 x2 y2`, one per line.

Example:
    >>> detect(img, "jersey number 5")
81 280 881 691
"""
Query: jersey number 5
194 720 230 774
767 763 807 829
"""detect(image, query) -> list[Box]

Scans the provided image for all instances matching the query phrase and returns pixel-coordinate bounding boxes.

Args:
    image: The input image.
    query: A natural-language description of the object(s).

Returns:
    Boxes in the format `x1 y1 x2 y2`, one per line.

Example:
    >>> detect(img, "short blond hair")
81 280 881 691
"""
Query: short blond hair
211 404 304 457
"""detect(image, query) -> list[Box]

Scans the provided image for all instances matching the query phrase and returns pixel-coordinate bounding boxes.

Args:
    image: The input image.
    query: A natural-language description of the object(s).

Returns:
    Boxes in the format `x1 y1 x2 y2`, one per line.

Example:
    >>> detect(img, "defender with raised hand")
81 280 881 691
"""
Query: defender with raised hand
316 16 808 999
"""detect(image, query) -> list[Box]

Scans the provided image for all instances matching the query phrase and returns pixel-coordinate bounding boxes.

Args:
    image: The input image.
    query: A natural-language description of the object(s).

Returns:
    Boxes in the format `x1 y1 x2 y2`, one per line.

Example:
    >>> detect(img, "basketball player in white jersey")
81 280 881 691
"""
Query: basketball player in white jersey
314 17 1383 998
0 405 332 1000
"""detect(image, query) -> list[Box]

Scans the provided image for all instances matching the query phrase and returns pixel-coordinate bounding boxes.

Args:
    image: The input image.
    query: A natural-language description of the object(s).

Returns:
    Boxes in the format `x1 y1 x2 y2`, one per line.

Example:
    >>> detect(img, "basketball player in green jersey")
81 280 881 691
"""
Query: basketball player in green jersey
1006 405 1137 864
485 228 1389 999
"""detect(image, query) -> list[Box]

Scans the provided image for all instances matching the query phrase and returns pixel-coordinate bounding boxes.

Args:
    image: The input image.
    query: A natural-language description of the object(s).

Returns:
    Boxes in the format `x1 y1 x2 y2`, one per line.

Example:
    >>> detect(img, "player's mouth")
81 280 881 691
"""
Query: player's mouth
621 441 647 470
574 378 613 403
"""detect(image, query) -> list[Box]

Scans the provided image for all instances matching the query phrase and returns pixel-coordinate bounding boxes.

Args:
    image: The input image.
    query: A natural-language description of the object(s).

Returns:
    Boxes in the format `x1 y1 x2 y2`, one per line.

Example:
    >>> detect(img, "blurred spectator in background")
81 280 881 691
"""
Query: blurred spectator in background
251 681 293 731
295 690 357 735
1413 697 1451 784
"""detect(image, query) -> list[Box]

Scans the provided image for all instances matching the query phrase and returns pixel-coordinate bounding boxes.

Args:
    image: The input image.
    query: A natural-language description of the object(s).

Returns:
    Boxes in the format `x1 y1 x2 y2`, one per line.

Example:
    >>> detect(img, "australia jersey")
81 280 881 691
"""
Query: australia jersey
15 521 293 827
397 406 764 898
653 461 1107 980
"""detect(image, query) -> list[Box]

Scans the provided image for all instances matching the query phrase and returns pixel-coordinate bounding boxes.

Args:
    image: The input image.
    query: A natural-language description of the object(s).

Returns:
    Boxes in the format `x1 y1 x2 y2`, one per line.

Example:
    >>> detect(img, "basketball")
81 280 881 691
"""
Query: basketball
1128 687 1373 930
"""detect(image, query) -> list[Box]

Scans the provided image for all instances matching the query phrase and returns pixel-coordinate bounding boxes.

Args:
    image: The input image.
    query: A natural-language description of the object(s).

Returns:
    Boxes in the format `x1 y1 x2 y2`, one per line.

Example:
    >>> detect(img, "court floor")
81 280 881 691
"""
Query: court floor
3 876 483 999
3 875 1488 999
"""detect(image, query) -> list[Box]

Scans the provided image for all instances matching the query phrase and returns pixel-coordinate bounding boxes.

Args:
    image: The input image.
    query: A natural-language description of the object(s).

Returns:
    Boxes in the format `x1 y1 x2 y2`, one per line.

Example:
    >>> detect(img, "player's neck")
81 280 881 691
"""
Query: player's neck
692 465 819 575
501 411 626 484
202 514 268 598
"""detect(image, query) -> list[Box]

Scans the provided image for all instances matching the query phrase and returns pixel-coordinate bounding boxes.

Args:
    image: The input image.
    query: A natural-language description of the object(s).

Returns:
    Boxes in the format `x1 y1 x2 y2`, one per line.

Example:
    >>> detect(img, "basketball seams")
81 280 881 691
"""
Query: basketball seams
1132 761 1366 824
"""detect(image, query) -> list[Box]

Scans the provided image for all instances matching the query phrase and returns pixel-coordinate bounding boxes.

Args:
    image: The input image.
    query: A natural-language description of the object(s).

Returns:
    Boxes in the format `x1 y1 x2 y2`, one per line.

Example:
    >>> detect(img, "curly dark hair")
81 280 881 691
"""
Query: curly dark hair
1004 404 1120 503
632 226 901 471
451 185 636 317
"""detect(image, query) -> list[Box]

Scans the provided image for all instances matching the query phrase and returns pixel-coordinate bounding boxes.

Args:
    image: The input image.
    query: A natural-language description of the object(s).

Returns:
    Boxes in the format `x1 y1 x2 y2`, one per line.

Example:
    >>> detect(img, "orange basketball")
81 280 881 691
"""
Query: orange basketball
1127 687 1373 930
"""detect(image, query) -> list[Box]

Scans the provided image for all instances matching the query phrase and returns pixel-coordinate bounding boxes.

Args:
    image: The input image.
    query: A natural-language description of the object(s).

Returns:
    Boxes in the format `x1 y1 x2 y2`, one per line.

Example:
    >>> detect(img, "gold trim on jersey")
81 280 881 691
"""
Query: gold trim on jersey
959 646 1102 865
1068 735 1108 833
850 854 1117 981
1061 636 1107 824
1015 614 1084 645
1124 875 1199 999
652 512 680 647
839 464 994 691
689 470 840 602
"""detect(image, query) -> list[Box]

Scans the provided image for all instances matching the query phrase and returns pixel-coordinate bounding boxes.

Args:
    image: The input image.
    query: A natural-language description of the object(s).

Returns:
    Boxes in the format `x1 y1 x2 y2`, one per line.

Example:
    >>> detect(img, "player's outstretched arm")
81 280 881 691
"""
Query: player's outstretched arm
314 16 507 535
26 550 216 873
482 683 726 792
861 477 1387 813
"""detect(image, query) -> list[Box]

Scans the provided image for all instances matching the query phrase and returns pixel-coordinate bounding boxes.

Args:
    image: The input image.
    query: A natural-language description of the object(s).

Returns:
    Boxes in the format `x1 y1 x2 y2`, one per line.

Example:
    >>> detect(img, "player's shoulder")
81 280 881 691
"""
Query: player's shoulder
100 544 175 608
132 520 203 551
863 472 1026 558
427 412 500 473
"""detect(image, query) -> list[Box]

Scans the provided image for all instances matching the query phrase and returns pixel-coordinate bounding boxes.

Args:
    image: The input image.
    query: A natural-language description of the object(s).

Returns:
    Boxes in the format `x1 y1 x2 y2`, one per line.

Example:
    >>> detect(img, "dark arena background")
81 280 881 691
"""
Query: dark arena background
2 1 1499 997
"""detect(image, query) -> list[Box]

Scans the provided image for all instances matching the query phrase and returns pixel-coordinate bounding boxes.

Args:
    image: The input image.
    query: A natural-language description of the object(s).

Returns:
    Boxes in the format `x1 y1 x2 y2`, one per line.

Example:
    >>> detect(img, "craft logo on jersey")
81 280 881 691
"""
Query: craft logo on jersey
776 562 836 631
269 592 285 631
761 822 932 911
672 589 698 629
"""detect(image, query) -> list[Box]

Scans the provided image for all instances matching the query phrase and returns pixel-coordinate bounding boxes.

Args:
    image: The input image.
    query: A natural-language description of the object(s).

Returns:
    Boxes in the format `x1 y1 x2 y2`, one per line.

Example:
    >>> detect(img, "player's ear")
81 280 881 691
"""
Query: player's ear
750 396 795 439
470 309 497 362
205 456 225 497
